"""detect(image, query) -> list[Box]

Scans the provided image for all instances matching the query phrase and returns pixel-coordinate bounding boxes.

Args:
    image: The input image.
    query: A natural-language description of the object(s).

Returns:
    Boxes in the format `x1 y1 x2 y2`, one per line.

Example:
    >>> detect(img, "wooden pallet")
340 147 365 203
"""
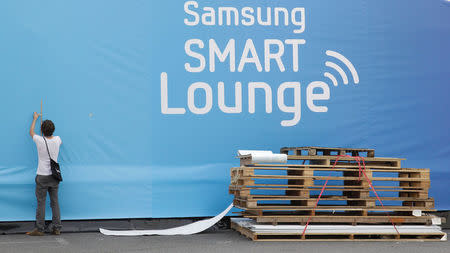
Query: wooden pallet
230 166 431 208
244 163 409 169
242 214 442 225
238 208 434 218
232 167 429 177
231 175 430 188
230 186 429 194
232 165 428 173
233 201 435 212
230 185 429 195
281 147 375 157
239 155 404 167
233 196 435 209
230 189 431 206
231 166 430 188
231 219 447 241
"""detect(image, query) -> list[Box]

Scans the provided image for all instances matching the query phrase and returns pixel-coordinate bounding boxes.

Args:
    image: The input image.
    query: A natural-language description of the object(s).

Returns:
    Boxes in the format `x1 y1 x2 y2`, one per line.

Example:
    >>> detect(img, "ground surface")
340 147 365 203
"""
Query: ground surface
0 230 449 253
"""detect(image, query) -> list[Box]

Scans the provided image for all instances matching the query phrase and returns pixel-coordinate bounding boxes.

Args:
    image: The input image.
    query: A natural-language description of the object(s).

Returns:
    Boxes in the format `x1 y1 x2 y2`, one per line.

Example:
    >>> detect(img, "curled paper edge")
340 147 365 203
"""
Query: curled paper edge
100 203 233 236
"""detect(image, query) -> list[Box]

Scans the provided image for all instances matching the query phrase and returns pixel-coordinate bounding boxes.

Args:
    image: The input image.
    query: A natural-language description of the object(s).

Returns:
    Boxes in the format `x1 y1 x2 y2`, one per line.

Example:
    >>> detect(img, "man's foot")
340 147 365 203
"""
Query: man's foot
26 229 44 236
51 229 61 235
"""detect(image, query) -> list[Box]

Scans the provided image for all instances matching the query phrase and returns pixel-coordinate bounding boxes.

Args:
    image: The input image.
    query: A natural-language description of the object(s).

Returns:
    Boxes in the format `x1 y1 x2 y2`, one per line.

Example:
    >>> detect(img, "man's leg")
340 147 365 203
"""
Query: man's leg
31 176 47 235
48 180 62 233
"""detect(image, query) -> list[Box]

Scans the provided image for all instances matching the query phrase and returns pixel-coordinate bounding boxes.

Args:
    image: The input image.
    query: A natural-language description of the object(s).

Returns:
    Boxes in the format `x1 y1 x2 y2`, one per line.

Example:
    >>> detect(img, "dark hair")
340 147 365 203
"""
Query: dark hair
41 120 55 137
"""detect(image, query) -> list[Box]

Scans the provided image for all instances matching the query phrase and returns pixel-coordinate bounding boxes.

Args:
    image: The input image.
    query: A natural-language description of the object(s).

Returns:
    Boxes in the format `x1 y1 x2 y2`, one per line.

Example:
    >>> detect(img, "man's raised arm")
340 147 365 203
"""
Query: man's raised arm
29 112 40 138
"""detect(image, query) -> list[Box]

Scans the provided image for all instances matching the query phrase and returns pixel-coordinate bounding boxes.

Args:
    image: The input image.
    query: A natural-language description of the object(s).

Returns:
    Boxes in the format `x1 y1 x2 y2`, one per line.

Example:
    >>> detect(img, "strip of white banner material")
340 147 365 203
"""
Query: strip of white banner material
100 203 233 236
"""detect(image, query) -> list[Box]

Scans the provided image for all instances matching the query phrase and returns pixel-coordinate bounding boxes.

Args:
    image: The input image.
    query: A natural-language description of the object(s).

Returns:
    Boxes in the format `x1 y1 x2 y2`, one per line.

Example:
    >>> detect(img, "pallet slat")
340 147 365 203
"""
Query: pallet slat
280 147 375 157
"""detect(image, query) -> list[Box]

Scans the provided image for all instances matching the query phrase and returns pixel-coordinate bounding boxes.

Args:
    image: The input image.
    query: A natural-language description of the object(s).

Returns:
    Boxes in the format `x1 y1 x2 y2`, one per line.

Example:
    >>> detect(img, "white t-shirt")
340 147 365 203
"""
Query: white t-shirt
33 135 62 176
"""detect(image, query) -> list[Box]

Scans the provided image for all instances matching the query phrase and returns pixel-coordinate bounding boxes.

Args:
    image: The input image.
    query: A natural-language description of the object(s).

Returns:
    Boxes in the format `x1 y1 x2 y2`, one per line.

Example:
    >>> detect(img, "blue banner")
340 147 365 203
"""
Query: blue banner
0 0 449 221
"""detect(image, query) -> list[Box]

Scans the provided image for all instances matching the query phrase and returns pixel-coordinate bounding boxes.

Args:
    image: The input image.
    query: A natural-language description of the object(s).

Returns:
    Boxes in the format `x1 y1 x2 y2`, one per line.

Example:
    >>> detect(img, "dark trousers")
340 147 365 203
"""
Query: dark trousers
35 175 62 232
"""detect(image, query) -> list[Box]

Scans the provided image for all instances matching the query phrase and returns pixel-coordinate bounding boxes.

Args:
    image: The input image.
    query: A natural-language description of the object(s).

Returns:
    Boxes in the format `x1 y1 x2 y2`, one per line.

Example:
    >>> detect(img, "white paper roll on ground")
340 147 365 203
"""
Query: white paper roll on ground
237 150 273 156
250 153 287 163
237 150 287 163
100 203 233 236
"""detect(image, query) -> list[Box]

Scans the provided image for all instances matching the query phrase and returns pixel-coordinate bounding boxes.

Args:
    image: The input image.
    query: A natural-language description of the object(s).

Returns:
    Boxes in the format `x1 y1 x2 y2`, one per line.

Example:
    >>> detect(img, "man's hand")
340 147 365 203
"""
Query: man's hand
30 112 41 137
33 112 41 120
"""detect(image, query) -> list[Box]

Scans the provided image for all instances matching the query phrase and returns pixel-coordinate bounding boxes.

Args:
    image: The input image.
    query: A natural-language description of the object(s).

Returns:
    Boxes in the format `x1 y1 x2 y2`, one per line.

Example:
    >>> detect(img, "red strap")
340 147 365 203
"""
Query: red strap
301 154 399 238
357 156 399 234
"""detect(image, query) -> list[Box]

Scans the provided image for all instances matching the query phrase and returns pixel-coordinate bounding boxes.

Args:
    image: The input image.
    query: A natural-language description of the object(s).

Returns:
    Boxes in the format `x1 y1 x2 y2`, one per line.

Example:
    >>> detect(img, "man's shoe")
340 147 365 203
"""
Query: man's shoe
26 229 44 236
51 229 61 235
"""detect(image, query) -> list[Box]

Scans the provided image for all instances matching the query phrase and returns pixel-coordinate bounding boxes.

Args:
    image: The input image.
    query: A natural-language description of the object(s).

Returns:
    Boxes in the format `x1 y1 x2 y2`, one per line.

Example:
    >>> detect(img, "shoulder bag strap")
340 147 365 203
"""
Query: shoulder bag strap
42 136 53 160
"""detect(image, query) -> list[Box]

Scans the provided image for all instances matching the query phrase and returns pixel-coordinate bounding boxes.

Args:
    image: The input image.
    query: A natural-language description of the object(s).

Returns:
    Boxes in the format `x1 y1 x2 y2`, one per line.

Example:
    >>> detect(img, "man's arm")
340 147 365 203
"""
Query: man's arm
29 112 40 138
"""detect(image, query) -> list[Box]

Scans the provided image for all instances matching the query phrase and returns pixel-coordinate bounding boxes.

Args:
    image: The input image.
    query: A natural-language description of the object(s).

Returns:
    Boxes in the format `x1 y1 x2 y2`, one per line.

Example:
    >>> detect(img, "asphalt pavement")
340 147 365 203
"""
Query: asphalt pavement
0 229 449 253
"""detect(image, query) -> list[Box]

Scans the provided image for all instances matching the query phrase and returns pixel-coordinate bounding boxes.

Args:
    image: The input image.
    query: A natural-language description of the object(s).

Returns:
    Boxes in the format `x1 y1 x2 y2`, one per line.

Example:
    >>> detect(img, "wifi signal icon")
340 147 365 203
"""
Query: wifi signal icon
324 50 359 86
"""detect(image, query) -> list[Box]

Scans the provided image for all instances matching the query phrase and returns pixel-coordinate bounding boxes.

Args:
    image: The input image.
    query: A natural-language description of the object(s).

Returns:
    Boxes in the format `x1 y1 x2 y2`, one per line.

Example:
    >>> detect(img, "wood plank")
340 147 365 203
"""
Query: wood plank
250 216 436 224
280 147 376 157
233 166 428 173
236 205 435 211
238 175 430 182
230 185 427 190
285 155 404 162
230 186 429 192
281 146 375 151
235 198 434 209
239 196 433 201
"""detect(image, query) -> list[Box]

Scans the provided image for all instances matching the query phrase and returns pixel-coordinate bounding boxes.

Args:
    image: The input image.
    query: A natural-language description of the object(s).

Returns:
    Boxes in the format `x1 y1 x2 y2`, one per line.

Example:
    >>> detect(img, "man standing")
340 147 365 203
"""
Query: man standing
27 112 62 236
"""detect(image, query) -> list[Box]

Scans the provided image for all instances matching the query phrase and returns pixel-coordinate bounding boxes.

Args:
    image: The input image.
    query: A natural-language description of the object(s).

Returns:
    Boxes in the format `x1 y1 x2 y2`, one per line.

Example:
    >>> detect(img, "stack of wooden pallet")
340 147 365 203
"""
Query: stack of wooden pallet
230 147 446 241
